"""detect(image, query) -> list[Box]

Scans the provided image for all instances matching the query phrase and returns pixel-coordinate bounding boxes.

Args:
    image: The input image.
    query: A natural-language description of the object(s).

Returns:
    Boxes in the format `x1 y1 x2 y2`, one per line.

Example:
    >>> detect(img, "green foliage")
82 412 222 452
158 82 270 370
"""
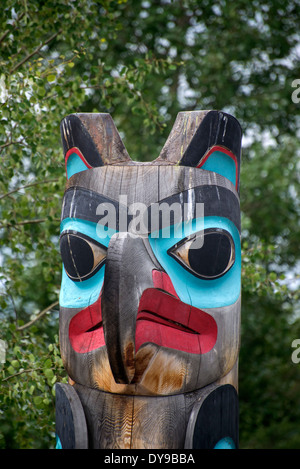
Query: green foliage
0 0 299 449
0 321 67 449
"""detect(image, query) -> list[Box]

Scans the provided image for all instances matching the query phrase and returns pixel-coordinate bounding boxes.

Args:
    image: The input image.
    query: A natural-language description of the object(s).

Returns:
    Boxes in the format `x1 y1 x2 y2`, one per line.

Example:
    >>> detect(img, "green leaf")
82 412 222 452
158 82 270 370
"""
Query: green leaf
37 87 46 97
44 368 54 380
47 75 56 82
7 365 15 375
11 360 20 369
33 396 43 407
43 359 52 369
269 272 277 282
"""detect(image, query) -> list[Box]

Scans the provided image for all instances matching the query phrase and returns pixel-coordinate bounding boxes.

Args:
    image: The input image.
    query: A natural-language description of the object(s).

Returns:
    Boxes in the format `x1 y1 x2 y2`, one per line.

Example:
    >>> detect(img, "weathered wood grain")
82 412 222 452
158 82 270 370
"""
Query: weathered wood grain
55 382 88 449
157 111 210 164
57 109 242 449
61 113 131 167
73 382 197 449
102 233 161 385
56 379 239 449
65 165 238 203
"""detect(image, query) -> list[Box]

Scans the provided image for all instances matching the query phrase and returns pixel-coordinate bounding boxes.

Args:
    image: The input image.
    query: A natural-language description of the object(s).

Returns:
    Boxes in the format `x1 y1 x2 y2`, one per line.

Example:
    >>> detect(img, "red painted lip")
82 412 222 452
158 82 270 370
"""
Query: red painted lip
136 288 218 355
69 270 218 356
69 295 105 353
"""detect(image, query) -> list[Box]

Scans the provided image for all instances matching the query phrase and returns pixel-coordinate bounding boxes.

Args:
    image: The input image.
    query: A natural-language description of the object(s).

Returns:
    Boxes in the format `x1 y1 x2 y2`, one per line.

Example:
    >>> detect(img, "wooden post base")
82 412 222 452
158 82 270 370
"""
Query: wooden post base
55 382 238 449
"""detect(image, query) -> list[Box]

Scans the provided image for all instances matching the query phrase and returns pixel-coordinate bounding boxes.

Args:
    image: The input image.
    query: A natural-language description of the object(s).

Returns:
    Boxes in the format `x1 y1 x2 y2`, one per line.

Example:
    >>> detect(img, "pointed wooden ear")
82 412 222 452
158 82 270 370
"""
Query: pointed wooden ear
61 113 131 179
156 110 242 192
157 111 209 164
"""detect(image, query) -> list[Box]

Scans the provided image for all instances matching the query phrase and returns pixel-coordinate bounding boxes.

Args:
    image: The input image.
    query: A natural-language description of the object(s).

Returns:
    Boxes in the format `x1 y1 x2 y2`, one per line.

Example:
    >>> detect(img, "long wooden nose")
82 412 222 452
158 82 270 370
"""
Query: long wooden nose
101 233 160 384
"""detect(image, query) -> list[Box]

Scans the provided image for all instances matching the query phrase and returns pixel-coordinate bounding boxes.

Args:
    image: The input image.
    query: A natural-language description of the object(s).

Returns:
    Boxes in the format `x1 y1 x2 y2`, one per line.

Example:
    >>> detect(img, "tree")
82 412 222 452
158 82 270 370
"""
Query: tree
0 0 299 448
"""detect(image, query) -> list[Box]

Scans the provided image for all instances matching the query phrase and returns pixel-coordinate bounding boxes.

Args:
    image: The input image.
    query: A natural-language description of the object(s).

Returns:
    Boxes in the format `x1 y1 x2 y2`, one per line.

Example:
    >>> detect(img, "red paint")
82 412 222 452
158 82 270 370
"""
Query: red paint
69 270 217 356
152 270 179 298
69 294 105 353
136 288 218 355
65 147 92 178
197 145 238 191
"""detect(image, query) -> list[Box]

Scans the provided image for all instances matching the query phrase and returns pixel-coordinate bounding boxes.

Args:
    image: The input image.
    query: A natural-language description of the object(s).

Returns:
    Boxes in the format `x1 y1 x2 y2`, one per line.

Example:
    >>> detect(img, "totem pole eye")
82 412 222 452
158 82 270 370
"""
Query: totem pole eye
168 228 235 279
60 231 107 282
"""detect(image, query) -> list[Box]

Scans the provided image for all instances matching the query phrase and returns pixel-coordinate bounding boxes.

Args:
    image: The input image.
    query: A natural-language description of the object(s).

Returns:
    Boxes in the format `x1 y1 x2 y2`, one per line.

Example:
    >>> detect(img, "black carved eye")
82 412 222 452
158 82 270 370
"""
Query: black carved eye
168 228 235 279
60 231 107 282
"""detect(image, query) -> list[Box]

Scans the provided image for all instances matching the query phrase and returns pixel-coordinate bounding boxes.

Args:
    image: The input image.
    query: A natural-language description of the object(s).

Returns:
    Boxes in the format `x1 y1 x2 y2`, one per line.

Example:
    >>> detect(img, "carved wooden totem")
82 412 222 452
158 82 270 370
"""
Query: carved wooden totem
55 110 242 449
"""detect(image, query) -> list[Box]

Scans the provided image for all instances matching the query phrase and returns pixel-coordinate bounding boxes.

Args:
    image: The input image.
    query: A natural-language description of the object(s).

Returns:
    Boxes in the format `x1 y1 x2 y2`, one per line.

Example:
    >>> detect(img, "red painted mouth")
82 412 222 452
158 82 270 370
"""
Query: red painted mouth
69 295 105 353
69 270 218 356
135 272 218 355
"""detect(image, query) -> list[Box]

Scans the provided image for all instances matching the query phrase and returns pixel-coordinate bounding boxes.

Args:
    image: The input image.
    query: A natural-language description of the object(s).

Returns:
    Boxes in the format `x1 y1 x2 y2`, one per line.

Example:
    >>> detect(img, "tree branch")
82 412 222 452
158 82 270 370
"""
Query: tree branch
2 367 43 382
0 139 26 154
0 12 26 45
0 178 59 201
10 29 62 73
0 218 60 229
16 300 59 332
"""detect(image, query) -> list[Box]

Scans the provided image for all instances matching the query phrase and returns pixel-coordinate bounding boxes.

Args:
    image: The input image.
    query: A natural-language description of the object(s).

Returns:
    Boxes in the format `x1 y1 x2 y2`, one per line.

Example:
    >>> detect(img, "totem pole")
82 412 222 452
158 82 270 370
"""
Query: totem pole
55 110 242 449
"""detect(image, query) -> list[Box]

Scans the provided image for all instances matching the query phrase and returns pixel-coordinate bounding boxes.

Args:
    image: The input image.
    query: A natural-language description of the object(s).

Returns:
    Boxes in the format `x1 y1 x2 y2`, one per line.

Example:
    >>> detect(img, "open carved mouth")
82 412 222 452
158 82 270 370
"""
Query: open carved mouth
135 288 218 355
69 296 104 354
69 271 218 356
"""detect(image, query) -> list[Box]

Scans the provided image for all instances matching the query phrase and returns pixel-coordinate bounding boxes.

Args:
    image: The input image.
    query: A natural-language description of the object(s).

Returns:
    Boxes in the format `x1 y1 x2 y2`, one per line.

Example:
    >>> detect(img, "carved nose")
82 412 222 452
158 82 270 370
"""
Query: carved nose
101 232 161 384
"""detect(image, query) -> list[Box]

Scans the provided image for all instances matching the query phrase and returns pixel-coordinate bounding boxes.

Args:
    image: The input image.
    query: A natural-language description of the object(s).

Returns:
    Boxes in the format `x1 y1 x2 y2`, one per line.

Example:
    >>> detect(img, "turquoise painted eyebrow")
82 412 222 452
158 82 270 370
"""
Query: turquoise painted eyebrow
60 218 116 248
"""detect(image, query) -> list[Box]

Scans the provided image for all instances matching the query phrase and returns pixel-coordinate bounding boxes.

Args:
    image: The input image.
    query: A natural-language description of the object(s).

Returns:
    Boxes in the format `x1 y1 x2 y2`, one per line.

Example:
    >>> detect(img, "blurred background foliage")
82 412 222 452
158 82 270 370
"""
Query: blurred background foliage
0 0 299 449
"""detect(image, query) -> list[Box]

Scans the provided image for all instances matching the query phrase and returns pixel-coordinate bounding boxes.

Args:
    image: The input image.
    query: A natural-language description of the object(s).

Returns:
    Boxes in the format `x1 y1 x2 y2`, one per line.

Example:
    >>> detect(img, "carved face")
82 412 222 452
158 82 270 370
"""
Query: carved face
59 111 242 396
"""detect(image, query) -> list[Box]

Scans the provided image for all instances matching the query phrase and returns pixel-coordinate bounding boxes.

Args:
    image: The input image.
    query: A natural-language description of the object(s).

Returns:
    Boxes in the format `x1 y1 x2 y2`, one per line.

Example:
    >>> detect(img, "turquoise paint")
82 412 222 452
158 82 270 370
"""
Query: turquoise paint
149 216 241 309
59 219 116 308
55 434 62 449
59 216 240 309
60 218 115 248
59 265 105 308
66 152 89 178
201 151 236 187
214 437 236 449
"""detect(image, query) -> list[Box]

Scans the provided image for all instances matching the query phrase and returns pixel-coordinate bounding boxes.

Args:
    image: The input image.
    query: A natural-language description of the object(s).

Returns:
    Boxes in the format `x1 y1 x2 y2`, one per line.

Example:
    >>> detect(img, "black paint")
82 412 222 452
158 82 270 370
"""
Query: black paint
62 185 241 234
188 231 232 278
60 231 106 281
61 114 103 168
192 385 239 449
55 382 88 449
179 111 242 188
